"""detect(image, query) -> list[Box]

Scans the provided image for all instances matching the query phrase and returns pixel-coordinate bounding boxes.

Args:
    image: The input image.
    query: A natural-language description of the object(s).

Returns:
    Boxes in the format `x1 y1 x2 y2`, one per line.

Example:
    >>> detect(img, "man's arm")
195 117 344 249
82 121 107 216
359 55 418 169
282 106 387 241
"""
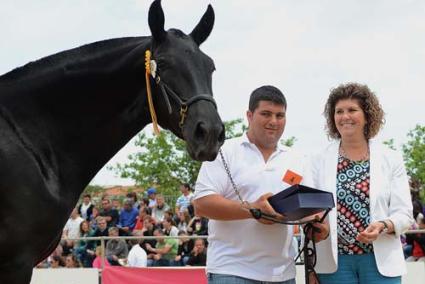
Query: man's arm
193 193 282 224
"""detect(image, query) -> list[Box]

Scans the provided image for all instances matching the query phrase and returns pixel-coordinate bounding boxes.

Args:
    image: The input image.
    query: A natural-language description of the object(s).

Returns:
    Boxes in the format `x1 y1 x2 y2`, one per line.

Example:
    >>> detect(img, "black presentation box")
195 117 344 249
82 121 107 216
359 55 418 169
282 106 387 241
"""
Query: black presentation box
268 184 335 221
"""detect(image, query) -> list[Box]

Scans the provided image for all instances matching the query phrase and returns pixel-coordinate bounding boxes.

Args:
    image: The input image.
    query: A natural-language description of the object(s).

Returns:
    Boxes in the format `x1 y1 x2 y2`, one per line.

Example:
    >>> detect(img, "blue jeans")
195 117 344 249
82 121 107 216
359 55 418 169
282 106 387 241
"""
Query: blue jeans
318 254 401 284
207 273 295 284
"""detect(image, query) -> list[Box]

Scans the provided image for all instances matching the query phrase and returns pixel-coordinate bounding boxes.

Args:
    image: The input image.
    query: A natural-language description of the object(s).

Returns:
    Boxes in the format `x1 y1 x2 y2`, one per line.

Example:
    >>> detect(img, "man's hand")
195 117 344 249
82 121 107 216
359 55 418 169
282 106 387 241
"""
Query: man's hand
250 193 284 225
310 221 330 242
356 222 383 243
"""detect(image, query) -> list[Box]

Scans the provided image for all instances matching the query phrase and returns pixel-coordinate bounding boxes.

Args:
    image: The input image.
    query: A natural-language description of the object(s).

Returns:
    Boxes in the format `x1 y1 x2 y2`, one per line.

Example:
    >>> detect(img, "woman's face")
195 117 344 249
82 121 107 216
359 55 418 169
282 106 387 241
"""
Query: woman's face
65 256 75 268
81 221 89 232
334 99 366 140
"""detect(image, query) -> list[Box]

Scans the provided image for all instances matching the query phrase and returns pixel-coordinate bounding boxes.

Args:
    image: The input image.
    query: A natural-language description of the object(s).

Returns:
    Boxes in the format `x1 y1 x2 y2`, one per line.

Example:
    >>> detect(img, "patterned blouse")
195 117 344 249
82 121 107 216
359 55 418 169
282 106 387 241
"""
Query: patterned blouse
336 154 373 254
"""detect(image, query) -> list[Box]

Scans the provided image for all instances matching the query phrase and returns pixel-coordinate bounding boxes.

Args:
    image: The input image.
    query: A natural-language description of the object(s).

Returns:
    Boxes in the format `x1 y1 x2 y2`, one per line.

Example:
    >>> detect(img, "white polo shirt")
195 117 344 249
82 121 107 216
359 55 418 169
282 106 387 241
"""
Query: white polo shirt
194 134 311 282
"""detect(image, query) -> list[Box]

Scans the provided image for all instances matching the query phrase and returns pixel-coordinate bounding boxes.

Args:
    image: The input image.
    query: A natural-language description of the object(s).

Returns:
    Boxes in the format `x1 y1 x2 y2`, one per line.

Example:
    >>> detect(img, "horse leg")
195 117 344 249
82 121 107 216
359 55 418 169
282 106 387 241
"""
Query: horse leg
0 261 33 284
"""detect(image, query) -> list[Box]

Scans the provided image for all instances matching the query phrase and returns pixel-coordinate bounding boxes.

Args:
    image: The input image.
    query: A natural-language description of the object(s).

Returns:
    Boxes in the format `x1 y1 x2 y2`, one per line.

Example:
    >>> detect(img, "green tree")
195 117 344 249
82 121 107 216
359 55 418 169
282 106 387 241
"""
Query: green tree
112 119 245 197
402 125 425 202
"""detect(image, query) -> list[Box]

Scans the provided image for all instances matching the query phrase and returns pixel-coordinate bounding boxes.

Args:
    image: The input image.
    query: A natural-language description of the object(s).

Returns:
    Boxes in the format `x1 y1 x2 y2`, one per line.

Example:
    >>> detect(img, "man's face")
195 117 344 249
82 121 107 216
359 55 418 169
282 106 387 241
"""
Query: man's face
194 239 205 252
180 185 188 194
97 219 107 230
83 196 90 205
101 200 111 210
156 196 164 206
246 100 286 150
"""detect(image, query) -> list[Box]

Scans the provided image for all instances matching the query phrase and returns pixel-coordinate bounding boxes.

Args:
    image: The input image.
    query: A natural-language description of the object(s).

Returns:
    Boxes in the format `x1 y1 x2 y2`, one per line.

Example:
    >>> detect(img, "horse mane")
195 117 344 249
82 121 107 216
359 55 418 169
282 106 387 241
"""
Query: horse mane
0 36 148 83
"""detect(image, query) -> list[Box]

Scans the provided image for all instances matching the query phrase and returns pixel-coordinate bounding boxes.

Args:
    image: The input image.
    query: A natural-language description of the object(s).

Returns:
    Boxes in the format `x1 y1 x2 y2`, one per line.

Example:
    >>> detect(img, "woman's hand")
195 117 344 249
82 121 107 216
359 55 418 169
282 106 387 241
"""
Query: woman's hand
356 221 384 243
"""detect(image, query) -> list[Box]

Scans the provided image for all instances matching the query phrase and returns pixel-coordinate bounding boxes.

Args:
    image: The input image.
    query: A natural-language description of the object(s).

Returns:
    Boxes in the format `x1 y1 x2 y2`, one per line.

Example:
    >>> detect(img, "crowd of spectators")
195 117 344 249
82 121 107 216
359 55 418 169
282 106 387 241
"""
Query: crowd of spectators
37 183 208 269
36 182 425 269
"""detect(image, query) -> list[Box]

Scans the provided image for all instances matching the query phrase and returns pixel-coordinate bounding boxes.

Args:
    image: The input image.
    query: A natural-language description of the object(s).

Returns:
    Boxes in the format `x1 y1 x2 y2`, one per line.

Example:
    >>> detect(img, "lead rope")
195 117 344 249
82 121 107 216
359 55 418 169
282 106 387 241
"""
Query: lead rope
145 50 160 136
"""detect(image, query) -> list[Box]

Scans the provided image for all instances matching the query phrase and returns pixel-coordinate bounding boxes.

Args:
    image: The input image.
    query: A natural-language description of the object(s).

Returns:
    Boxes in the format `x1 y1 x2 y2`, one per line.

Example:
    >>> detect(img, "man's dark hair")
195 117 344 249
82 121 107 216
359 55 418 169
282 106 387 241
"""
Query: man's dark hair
83 194 91 199
248 85 286 112
181 183 191 190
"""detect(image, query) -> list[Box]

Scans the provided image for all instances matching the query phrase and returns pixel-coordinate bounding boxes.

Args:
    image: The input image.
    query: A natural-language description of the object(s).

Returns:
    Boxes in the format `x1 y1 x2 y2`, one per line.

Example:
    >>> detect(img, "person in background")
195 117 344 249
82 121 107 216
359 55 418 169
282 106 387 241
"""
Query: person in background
147 187 157 208
186 238 207 266
117 198 139 235
78 194 94 221
311 83 414 284
105 227 128 266
127 239 148 267
175 183 194 213
145 228 178 266
62 208 84 255
151 194 170 224
99 198 119 227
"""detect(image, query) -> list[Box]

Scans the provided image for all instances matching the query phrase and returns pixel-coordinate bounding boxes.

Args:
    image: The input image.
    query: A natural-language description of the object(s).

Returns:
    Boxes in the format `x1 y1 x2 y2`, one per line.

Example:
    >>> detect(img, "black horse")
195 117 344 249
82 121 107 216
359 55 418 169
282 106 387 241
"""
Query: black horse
0 0 224 282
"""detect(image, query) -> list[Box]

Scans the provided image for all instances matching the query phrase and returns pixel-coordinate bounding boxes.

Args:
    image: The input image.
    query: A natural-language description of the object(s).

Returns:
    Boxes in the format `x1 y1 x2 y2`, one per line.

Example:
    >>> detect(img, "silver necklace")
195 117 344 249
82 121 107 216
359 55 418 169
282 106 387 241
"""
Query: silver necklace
339 143 370 162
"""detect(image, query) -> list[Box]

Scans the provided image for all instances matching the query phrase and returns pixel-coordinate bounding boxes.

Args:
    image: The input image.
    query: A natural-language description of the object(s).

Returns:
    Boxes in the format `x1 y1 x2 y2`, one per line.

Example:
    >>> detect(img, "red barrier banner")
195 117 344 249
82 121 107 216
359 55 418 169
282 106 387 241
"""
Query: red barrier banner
102 266 207 284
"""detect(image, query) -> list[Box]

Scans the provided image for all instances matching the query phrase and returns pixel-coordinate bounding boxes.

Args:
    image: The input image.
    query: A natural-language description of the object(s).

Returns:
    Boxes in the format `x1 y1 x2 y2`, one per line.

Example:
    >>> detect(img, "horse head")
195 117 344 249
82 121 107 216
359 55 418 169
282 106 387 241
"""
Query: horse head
146 0 225 161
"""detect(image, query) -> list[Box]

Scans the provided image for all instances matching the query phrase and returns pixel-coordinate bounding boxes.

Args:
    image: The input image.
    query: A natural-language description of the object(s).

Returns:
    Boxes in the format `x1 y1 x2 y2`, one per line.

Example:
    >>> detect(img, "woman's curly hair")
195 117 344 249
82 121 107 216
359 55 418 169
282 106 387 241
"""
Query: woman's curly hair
324 82 385 140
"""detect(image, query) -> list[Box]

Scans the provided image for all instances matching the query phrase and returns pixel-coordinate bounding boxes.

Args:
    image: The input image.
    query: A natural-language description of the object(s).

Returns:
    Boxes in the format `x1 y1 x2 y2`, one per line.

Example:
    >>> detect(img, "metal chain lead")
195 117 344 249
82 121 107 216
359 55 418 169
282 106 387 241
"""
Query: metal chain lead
219 149 247 205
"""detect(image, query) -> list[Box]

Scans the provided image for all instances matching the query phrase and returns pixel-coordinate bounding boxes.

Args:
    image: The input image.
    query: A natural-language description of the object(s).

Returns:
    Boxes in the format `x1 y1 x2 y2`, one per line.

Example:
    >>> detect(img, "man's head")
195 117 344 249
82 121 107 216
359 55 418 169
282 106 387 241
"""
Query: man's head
156 194 165 207
101 198 112 210
123 198 134 211
246 85 287 150
108 226 119 237
82 194 91 205
180 183 191 195
96 217 107 231
147 187 157 200
153 228 165 242
194 238 206 252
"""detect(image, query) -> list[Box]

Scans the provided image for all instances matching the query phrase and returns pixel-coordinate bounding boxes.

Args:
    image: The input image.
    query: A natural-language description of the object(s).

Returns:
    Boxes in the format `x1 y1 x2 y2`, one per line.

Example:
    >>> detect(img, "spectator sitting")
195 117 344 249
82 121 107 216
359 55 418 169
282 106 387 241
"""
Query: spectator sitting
186 238 207 266
75 220 96 267
62 208 84 255
99 198 119 227
78 194 94 221
176 209 191 232
93 217 109 247
187 216 208 236
162 216 179 237
132 206 150 235
175 183 194 213
105 227 128 266
92 246 111 269
49 255 65 268
65 254 81 268
145 228 178 267
151 194 170 224
147 187 157 208
127 192 141 209
127 239 148 268
117 198 139 235
406 218 425 262
174 230 194 266
140 215 158 263
89 207 100 230
112 198 122 211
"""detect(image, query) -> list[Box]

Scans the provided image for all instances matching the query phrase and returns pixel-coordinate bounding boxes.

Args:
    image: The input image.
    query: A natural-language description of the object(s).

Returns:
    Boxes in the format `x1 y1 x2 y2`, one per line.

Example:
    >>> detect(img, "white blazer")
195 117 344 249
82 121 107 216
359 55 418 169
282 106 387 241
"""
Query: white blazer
310 140 414 277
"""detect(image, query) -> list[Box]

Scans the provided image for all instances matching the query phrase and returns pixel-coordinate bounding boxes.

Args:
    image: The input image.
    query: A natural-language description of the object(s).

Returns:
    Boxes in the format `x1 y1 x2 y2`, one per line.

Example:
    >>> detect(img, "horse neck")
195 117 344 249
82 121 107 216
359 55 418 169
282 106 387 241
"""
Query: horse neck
0 37 153 193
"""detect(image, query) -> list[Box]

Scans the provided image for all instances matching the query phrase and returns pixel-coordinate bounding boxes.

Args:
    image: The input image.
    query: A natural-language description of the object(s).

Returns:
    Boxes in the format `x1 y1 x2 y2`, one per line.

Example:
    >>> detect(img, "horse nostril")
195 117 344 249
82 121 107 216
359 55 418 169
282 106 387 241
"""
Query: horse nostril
195 122 207 140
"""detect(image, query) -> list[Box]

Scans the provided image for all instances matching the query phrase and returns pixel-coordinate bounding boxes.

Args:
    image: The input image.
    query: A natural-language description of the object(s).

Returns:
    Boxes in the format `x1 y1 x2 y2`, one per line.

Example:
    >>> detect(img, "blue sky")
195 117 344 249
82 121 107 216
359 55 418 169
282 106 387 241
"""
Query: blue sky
1 0 424 185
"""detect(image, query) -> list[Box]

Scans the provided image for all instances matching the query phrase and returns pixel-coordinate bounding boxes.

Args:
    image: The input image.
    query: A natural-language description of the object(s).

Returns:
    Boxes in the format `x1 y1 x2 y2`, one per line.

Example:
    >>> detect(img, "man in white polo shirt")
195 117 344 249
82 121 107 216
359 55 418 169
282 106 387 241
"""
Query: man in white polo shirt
194 86 327 284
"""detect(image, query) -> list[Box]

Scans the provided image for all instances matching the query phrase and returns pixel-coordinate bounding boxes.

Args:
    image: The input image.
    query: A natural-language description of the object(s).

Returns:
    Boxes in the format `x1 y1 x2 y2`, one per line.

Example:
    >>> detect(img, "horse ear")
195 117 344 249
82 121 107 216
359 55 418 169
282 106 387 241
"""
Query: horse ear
190 4 215 46
148 0 166 43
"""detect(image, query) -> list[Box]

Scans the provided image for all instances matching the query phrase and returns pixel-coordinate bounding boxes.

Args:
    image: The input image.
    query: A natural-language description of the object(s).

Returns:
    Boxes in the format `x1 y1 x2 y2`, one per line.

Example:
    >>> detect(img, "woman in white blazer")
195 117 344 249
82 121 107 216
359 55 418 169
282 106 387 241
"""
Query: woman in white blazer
310 83 413 284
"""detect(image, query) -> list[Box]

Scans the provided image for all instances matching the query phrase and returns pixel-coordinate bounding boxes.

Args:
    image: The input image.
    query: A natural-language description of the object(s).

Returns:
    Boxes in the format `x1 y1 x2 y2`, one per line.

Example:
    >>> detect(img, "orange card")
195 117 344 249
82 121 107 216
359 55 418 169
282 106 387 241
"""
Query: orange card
282 170 303 185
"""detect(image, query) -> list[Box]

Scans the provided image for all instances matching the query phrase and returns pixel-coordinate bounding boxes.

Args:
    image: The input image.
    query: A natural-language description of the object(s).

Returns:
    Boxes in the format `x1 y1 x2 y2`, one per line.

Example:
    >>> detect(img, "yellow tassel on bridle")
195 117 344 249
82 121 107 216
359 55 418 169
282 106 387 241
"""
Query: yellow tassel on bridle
145 50 161 136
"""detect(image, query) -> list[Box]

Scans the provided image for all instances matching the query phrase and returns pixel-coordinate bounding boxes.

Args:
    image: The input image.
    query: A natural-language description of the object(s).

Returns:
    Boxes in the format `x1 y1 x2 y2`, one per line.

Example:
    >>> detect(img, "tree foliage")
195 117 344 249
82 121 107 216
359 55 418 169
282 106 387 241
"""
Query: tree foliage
112 118 296 196
402 125 425 197
112 119 245 196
